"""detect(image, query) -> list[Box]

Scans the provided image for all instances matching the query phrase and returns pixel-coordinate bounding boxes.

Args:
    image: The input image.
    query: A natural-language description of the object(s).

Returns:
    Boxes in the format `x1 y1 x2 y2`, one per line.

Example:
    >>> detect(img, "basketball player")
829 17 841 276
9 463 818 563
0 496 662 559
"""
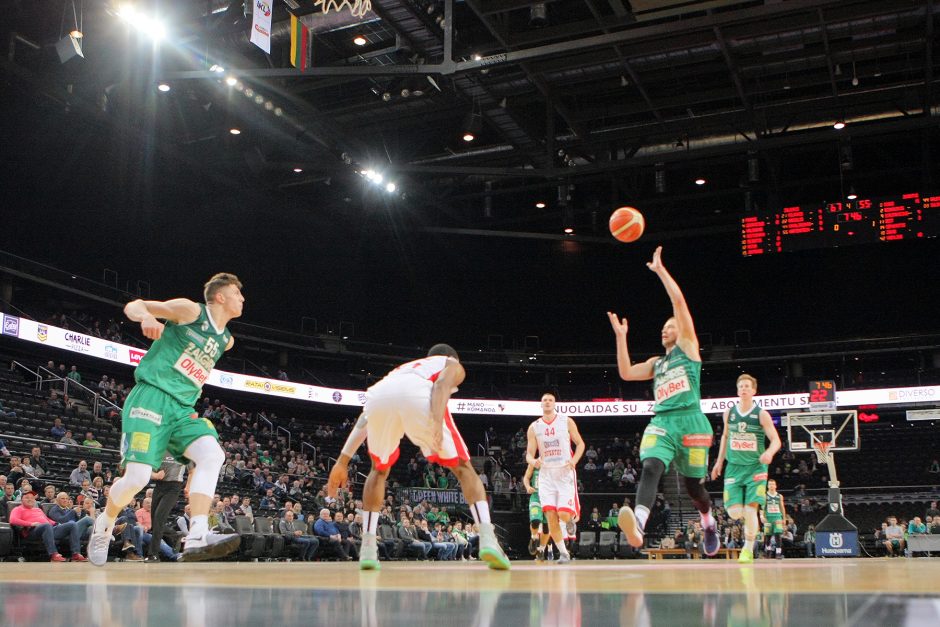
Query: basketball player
327 344 510 570
763 479 786 559
525 392 586 565
710 374 781 563
523 462 551 560
607 246 719 555
87 274 244 565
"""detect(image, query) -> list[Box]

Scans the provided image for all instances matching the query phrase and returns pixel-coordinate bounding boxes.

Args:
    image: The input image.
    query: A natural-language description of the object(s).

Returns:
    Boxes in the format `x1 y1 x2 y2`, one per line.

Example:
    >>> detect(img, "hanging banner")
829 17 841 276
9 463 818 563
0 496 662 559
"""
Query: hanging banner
250 0 273 54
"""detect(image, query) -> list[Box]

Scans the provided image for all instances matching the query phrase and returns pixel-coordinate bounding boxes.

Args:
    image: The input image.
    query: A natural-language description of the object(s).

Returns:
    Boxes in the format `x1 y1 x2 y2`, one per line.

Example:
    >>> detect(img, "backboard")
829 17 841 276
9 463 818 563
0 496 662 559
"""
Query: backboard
783 410 859 454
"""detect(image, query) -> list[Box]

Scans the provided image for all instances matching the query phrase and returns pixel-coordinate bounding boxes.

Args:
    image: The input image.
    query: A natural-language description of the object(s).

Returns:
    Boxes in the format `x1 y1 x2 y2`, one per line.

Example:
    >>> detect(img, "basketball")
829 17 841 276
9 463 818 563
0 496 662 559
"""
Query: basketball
609 206 645 243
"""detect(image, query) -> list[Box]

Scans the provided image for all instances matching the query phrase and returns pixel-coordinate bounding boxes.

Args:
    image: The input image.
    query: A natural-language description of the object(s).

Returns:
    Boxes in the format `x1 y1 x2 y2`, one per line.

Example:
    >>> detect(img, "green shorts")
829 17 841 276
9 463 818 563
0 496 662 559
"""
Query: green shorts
723 462 768 508
529 495 546 525
639 410 714 479
764 518 784 535
120 382 219 470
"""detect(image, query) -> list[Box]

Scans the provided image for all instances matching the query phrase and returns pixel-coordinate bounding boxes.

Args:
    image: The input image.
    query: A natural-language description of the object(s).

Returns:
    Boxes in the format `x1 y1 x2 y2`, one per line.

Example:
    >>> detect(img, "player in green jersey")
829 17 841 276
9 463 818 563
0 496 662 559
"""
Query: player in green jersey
762 479 786 559
710 374 781 563
608 246 720 555
523 463 551 560
87 273 244 566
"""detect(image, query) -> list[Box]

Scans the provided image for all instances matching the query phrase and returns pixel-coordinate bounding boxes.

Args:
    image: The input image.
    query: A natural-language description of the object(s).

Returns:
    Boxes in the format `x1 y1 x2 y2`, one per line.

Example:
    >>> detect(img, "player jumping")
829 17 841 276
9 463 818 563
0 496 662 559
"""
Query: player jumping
327 344 510 570
87 274 244 565
608 246 720 555
525 392 585 565
710 374 781 563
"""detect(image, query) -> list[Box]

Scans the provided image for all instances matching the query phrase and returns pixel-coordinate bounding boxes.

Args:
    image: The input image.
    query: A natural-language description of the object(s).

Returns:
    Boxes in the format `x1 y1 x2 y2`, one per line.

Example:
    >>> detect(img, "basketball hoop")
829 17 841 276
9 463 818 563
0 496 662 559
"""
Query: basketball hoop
813 441 832 465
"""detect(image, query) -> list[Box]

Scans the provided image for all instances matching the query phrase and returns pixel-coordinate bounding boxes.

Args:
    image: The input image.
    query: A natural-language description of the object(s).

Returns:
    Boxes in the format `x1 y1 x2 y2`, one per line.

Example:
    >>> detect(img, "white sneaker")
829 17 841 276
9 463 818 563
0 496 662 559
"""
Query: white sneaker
478 523 510 570
360 533 380 570
87 513 111 567
180 532 240 562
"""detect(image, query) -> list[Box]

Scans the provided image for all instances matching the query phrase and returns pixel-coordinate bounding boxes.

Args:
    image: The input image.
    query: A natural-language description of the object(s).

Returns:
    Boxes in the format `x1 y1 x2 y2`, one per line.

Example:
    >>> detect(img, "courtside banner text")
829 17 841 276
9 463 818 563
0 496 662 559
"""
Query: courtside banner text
2 311 937 417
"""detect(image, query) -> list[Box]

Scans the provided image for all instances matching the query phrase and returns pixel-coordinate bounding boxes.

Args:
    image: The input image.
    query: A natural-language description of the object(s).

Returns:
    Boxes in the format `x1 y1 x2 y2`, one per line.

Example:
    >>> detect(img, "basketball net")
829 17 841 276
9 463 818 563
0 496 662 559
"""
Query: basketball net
315 0 372 19
813 441 832 465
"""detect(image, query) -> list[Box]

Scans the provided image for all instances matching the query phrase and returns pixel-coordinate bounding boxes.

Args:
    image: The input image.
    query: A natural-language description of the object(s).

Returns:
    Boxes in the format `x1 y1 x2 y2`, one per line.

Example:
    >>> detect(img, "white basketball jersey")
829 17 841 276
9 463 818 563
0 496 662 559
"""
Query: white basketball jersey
388 355 449 381
533 414 572 468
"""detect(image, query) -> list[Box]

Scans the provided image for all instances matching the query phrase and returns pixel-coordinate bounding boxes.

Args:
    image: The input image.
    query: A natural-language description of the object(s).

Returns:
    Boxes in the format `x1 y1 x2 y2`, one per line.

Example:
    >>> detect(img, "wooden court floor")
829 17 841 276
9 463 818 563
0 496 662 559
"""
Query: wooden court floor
1 558 938 626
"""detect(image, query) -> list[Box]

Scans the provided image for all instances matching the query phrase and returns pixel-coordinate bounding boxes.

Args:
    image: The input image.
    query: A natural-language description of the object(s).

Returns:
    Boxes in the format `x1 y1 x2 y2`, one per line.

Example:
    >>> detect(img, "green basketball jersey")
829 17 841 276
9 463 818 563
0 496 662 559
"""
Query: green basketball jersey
765 492 783 520
652 345 702 414
529 468 541 503
727 403 765 465
134 304 231 406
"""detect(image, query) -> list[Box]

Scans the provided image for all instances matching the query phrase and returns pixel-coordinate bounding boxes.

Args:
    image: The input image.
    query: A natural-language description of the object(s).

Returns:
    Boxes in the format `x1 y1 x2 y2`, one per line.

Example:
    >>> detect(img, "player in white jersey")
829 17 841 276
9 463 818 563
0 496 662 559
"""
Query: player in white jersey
525 392 585 564
327 344 509 570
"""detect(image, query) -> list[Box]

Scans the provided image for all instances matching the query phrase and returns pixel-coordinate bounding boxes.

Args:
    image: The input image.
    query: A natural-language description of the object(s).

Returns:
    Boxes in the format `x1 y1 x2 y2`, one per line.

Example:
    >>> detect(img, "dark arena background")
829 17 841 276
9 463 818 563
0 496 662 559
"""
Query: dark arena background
2 1 940 625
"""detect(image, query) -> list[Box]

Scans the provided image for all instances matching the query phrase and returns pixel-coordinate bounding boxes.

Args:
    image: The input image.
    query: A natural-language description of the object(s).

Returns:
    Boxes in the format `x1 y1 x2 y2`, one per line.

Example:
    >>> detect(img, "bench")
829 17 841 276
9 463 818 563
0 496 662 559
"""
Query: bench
646 547 741 560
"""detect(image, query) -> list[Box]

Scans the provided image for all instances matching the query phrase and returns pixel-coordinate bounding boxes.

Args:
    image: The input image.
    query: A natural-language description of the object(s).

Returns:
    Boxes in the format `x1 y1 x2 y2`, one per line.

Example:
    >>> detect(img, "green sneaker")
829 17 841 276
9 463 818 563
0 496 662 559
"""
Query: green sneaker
737 547 754 564
359 533 381 571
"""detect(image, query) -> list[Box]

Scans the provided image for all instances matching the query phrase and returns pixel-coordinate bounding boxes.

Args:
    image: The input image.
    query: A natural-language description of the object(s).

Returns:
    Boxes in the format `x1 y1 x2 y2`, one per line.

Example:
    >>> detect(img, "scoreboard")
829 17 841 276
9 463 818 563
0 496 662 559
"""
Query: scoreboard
741 192 940 256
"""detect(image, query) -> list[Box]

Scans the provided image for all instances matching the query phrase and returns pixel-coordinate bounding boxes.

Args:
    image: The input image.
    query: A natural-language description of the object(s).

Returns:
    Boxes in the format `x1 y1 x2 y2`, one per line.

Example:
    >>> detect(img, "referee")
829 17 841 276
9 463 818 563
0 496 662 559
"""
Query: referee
147 454 187 562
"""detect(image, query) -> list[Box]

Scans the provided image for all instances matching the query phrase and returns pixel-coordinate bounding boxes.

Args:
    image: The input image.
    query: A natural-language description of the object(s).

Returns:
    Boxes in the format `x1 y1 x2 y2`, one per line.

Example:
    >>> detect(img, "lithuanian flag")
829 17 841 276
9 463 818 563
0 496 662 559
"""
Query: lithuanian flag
290 14 309 70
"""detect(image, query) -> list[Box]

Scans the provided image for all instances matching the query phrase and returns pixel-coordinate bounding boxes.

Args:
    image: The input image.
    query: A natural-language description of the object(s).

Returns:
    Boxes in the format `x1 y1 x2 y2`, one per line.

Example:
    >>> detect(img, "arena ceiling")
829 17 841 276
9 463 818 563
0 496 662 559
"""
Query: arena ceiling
3 1 940 350
4 0 940 240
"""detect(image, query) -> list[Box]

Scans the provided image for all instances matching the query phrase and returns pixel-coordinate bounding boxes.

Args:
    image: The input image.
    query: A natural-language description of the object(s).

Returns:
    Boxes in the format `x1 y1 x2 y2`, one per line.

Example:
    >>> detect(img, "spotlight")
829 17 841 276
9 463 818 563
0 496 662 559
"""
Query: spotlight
157 83 170 92
353 35 367 46
149 19 167 41
70 29 83 39
535 202 546 209
363 169 376 180
563 227 574 234
833 120 846 130
386 182 397 193
225 76 237 86
382 92 391 102
264 101 274 111
373 172 384 184
293 167 303 173
229 128 241 135
695 178 706 186
210 64 225 73
472 53 482 61
254 95 264 104
847 187 857 200
117 4 136 21
245 88 254 97
55 33 84 63
274 107 283 116
462 111 482 143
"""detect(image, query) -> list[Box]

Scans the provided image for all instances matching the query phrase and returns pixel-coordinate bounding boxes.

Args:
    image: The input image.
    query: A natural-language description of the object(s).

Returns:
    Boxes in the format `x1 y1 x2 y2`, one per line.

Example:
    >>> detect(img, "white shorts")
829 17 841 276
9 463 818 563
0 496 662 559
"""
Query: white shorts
538 465 580 517
363 375 470 470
